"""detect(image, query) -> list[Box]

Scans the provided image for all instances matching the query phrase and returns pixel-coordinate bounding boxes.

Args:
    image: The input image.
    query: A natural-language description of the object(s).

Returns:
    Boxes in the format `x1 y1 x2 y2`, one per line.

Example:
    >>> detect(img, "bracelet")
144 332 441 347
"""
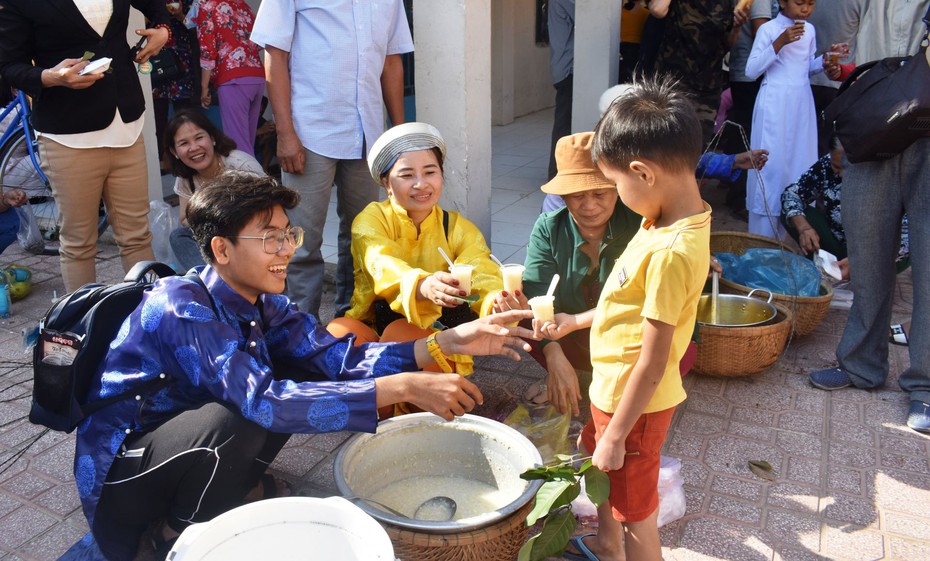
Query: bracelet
155 23 173 44
426 333 453 373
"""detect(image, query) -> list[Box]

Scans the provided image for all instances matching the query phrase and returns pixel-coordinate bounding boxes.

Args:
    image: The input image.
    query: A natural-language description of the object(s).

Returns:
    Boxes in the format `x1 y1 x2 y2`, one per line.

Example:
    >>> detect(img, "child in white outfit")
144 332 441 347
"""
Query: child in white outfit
744 0 824 239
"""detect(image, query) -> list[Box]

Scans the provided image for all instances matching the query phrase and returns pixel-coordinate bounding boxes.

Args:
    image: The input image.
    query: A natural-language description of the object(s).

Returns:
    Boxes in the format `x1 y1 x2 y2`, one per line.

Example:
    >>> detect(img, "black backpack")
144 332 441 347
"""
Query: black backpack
29 261 193 433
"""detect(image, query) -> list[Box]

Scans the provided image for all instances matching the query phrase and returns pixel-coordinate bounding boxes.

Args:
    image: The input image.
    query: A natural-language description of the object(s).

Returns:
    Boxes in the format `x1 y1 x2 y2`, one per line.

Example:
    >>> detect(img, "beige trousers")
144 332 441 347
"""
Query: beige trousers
39 136 154 291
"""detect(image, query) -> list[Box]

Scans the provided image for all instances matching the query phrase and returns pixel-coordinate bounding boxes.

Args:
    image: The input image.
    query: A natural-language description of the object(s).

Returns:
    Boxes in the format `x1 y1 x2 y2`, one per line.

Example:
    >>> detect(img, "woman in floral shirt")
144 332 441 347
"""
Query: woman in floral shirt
781 138 909 280
195 0 264 157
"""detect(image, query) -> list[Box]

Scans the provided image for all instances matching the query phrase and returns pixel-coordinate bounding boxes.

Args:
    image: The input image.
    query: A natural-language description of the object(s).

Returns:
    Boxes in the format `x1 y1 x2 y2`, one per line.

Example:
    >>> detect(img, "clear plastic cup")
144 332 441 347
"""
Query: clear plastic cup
825 51 840 66
528 295 555 323
500 264 525 293
449 264 474 295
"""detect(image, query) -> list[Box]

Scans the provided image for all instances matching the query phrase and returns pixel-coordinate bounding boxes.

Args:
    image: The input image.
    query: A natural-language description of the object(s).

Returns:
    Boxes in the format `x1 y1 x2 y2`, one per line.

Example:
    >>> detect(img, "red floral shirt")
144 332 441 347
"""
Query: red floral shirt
196 0 264 86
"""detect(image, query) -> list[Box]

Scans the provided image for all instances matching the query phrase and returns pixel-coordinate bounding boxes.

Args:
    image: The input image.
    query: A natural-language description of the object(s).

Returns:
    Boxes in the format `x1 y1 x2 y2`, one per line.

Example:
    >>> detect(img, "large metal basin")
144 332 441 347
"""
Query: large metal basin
333 413 543 534
696 289 777 327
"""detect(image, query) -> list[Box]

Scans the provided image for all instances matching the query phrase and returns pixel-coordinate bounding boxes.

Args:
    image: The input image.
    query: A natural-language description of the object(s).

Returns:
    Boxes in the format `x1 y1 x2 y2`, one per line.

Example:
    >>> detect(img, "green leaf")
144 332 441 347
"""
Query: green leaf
584 466 610 507
748 460 777 481
526 480 575 525
82 51 95 61
527 508 577 561
450 293 480 303
554 453 576 462
577 459 593 474
519 469 550 481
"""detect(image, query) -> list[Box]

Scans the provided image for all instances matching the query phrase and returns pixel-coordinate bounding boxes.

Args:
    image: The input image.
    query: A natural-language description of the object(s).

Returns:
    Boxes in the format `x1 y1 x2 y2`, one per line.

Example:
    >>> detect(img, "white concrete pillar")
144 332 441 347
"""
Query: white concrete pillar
572 0 620 132
413 0 493 236
491 0 515 126
128 8 162 203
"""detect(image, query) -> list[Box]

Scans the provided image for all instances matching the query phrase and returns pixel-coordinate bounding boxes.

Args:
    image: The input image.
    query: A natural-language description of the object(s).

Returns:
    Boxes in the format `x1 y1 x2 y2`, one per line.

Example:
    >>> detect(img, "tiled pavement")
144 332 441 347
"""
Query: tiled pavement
0 108 926 560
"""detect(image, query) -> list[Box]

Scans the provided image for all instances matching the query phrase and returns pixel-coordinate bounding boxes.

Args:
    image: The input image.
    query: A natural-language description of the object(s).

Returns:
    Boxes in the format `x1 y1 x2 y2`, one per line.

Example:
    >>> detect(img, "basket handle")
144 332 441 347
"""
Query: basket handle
747 288 774 303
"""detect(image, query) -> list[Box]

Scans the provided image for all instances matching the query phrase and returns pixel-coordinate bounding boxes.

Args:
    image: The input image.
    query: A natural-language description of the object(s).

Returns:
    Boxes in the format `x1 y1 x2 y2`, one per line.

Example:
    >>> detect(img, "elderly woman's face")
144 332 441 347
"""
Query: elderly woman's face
562 188 619 232
384 149 443 222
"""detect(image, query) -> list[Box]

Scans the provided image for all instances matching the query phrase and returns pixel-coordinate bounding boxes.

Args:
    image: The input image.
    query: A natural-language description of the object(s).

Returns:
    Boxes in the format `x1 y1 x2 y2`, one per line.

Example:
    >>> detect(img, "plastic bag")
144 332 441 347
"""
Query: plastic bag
656 455 686 527
15 204 44 254
504 402 571 464
148 200 179 268
570 475 600 528
716 248 822 297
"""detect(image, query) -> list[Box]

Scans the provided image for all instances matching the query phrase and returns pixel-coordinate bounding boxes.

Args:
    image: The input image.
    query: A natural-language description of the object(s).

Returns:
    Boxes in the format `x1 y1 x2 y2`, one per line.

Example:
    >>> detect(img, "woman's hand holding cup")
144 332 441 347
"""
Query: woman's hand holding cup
418 272 467 307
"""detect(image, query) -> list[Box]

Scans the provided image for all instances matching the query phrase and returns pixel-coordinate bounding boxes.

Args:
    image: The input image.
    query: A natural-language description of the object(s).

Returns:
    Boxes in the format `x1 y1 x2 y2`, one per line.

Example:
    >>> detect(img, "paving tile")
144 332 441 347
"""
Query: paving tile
704 435 784 478
827 465 863 496
888 537 930 561
731 405 776 427
777 411 825 437
679 459 711 489
0 506 59 550
884 511 930 542
773 545 827 561
728 420 775 443
676 411 727 436
822 493 880 527
683 486 707 516
269 444 328 479
828 443 877 470
14 522 85 561
820 523 884 561
683 394 731 418
773 429 822 458
785 457 822 486
666 432 705 460
723 380 793 412
766 482 820 513
31 485 81 519
764 509 821 551
710 475 763 503
868 470 930 518
687 375 726 396
679 517 776 560
0 470 54 502
707 495 762 526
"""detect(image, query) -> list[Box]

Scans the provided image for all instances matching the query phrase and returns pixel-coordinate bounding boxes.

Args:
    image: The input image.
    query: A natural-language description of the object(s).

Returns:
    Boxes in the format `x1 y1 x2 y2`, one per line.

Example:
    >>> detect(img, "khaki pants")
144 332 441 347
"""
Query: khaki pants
39 136 154 291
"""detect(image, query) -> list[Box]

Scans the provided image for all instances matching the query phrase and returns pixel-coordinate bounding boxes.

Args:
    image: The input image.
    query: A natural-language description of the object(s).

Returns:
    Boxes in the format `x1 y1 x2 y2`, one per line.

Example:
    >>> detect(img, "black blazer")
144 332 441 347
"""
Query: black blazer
0 0 169 134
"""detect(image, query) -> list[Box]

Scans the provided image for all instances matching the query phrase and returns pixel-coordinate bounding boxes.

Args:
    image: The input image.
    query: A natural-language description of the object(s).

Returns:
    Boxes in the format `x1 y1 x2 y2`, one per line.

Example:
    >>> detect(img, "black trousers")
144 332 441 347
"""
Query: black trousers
548 73 574 181
94 401 290 560
811 84 838 157
725 79 763 211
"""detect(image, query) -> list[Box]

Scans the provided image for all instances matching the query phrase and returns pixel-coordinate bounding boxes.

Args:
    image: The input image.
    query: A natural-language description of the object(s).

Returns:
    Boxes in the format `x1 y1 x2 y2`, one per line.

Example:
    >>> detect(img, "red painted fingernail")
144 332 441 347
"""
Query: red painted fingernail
459 291 467 297
515 290 521 297
501 291 509 297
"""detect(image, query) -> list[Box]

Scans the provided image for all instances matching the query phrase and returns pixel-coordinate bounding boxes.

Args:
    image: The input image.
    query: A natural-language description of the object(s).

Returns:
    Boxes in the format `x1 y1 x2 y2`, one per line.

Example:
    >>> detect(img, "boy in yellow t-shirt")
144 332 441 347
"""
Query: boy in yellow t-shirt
537 78 710 561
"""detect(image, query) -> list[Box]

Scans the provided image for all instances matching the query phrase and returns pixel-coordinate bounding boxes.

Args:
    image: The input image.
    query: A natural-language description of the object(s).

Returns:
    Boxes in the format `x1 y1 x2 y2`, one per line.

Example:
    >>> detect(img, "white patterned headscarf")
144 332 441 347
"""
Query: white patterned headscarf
367 122 447 183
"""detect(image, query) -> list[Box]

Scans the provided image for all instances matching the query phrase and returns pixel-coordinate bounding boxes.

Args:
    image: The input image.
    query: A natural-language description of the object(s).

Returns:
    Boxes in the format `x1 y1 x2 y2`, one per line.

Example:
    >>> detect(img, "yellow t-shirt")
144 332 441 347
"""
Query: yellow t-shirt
589 203 711 414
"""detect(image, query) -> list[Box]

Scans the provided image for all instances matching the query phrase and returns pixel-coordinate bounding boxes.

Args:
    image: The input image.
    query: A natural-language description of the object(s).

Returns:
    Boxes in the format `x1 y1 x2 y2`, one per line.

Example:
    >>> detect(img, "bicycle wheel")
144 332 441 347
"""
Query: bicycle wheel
0 129 108 255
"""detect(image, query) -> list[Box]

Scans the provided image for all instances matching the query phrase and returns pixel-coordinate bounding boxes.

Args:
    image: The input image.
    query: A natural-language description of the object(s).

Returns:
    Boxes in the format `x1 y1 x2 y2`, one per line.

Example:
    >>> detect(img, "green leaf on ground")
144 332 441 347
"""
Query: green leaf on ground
748 460 777 481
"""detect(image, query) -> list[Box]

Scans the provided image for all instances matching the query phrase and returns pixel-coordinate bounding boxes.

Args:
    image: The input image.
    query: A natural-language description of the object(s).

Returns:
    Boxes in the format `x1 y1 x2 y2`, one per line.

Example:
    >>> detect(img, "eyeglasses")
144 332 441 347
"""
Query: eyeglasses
225 226 305 254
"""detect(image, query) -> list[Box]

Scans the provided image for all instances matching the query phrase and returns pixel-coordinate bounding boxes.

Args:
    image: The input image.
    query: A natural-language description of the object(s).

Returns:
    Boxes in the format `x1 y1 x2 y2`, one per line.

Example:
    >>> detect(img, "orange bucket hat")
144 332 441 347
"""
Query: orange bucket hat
540 132 615 195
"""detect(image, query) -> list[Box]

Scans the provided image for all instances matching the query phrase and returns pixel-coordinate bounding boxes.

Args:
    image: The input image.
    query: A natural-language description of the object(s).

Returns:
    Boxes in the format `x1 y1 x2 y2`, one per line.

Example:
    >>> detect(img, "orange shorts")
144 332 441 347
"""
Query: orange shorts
580 404 675 522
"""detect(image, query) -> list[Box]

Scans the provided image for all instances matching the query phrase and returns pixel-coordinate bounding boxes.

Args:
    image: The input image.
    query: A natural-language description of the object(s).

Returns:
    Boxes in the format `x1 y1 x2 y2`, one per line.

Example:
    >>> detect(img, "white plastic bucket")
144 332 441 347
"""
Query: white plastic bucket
167 496 395 561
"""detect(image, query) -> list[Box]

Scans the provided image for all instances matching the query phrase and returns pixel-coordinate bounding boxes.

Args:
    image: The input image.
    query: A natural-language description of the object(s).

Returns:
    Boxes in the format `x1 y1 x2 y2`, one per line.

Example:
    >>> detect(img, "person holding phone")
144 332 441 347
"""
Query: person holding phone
0 0 171 292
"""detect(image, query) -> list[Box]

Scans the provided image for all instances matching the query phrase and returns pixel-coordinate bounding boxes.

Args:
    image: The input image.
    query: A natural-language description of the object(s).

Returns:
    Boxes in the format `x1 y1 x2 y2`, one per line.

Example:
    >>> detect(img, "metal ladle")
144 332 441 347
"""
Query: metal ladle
414 495 458 521
343 496 408 518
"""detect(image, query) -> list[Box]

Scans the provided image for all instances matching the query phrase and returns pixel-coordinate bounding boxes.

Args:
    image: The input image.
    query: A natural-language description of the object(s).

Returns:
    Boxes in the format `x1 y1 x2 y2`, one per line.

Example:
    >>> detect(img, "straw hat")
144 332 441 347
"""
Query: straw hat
540 132 615 195
367 122 447 183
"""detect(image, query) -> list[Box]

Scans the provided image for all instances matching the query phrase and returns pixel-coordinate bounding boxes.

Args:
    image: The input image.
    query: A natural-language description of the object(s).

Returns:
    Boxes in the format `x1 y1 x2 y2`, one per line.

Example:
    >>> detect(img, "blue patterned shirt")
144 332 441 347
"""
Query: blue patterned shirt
73 265 416 545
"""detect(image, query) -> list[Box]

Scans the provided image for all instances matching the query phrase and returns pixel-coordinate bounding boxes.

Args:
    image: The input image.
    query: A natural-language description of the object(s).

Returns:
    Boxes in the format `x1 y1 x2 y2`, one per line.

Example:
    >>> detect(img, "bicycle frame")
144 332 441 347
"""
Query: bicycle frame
0 90 50 186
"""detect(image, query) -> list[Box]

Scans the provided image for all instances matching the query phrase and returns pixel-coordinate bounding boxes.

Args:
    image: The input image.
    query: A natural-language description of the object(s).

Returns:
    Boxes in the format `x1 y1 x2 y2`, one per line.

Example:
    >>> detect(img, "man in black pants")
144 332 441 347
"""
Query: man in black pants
547 0 575 180
66 172 535 560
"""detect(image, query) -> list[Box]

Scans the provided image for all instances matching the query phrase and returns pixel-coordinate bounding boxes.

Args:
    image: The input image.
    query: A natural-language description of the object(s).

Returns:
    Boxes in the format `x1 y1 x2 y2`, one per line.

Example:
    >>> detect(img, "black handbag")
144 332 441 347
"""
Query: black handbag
823 8 930 163
149 48 184 86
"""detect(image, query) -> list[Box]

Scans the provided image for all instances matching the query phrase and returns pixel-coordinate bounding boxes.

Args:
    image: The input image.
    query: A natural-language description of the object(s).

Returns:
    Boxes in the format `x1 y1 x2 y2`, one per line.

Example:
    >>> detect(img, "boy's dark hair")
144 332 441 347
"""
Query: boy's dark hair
187 172 301 263
164 109 238 180
591 77 702 175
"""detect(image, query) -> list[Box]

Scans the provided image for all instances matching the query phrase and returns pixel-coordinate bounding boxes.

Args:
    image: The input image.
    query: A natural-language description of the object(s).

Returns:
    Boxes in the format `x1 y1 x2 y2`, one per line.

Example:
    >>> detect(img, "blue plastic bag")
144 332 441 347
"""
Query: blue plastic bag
716 249 822 297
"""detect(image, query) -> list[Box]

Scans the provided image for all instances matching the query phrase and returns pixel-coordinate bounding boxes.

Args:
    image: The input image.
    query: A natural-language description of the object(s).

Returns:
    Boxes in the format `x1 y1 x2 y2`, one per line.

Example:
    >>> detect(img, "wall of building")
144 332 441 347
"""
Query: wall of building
491 0 553 125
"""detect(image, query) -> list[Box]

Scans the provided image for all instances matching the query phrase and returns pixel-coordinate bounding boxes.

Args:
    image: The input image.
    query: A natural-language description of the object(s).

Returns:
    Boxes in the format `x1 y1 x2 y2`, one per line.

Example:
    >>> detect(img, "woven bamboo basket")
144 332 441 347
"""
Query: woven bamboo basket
710 231 833 337
383 500 533 561
693 302 793 377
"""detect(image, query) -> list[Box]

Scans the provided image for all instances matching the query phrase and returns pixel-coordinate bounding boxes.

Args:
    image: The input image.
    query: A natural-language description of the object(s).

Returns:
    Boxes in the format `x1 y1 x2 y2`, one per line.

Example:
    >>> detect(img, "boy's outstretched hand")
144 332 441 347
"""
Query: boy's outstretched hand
440 309 537 360
376 373 483 421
